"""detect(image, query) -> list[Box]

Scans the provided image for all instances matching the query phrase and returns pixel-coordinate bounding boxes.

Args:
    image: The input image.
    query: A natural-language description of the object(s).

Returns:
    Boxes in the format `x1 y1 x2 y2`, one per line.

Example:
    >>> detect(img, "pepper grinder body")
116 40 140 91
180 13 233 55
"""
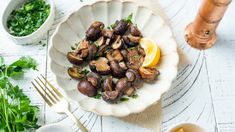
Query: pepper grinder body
185 0 231 50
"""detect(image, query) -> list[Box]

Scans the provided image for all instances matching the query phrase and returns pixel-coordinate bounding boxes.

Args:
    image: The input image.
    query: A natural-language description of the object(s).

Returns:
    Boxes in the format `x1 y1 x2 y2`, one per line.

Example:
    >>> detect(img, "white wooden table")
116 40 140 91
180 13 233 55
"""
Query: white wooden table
1 0 235 131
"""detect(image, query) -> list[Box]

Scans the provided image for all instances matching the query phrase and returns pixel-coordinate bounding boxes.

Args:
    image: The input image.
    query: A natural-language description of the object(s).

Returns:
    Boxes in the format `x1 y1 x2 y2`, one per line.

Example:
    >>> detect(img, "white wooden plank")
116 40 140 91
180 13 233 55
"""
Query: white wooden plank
205 40 235 132
204 1 235 131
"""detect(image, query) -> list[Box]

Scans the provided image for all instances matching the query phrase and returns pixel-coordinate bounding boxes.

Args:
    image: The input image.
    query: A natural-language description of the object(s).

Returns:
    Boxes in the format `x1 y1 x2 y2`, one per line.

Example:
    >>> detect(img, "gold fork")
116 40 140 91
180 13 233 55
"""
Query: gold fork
31 75 88 132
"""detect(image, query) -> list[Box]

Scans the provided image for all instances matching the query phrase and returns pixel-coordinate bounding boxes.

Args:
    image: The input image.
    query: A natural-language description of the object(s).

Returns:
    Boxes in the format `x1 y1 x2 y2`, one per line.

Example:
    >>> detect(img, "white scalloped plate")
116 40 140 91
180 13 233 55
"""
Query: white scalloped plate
49 0 179 117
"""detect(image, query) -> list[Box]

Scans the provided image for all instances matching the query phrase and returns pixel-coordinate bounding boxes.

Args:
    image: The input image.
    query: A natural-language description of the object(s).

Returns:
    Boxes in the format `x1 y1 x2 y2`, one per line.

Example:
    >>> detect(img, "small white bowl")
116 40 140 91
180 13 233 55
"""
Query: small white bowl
36 123 74 132
168 122 205 132
1 0 55 45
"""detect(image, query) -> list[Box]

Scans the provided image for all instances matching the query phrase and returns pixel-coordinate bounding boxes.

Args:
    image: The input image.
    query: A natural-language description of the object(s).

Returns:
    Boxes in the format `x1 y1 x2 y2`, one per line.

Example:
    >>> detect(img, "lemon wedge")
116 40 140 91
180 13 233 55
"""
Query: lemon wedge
140 38 161 67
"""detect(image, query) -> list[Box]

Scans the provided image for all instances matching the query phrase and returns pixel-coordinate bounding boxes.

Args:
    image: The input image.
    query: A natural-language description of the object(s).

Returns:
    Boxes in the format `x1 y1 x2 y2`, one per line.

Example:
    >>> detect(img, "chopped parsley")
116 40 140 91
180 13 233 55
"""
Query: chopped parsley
7 0 50 36
120 97 129 102
107 23 115 30
93 93 102 99
71 46 76 50
81 69 90 75
71 43 79 50
107 26 112 30
124 13 133 24
100 76 106 83
93 41 99 47
131 94 138 99
42 43 46 47
94 53 100 60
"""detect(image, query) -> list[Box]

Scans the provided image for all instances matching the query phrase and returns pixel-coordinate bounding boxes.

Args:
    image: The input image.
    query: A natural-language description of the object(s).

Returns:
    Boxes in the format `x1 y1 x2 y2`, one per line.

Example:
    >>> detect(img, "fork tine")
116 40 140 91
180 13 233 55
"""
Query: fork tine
37 76 60 101
34 79 57 104
40 74 63 98
31 82 52 106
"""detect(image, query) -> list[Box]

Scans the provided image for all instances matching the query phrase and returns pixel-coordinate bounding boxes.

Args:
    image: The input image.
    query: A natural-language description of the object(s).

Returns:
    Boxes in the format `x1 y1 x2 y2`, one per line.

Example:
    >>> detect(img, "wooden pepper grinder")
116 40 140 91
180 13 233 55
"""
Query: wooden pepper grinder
185 0 231 50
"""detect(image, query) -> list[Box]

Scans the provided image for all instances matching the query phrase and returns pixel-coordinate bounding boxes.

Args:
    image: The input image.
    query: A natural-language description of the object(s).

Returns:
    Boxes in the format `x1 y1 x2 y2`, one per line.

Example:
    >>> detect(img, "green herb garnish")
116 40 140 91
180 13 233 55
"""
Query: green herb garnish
71 46 76 50
93 93 102 99
0 56 39 131
128 47 136 50
124 13 133 24
107 26 112 30
100 76 106 83
5 56 37 79
71 43 79 51
42 43 46 47
120 97 129 102
107 23 116 30
7 0 50 36
94 53 100 60
81 69 90 75
131 94 138 99
93 41 99 47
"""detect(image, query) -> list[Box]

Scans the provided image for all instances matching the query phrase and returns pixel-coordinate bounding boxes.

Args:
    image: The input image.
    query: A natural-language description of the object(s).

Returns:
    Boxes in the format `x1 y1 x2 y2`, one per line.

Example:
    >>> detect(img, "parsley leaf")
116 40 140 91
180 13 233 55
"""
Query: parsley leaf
71 46 76 50
10 56 37 70
124 13 133 24
131 94 138 99
71 43 79 51
120 97 129 102
93 93 102 99
42 43 47 47
107 26 112 30
6 56 38 79
81 69 90 75
94 53 100 60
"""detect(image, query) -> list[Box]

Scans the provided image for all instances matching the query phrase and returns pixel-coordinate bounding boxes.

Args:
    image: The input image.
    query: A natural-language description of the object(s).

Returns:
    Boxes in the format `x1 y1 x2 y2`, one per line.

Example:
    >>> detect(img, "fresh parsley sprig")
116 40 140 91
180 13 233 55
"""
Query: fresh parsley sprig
107 13 134 30
0 56 39 132
124 13 133 24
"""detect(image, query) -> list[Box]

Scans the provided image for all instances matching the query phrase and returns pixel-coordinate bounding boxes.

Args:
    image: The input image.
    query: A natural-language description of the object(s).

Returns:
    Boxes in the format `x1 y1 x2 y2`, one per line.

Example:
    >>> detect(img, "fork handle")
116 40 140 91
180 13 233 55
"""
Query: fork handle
64 109 88 132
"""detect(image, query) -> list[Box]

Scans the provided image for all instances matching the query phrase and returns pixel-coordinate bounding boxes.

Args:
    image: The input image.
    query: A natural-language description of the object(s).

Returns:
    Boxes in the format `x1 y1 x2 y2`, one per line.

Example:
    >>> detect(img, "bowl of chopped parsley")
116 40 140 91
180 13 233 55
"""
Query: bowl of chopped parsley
1 0 55 44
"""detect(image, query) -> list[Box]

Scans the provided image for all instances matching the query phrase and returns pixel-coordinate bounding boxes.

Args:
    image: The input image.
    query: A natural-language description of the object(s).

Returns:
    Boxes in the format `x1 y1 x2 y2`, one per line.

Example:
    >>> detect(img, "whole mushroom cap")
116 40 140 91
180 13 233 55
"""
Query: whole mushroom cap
77 79 97 97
